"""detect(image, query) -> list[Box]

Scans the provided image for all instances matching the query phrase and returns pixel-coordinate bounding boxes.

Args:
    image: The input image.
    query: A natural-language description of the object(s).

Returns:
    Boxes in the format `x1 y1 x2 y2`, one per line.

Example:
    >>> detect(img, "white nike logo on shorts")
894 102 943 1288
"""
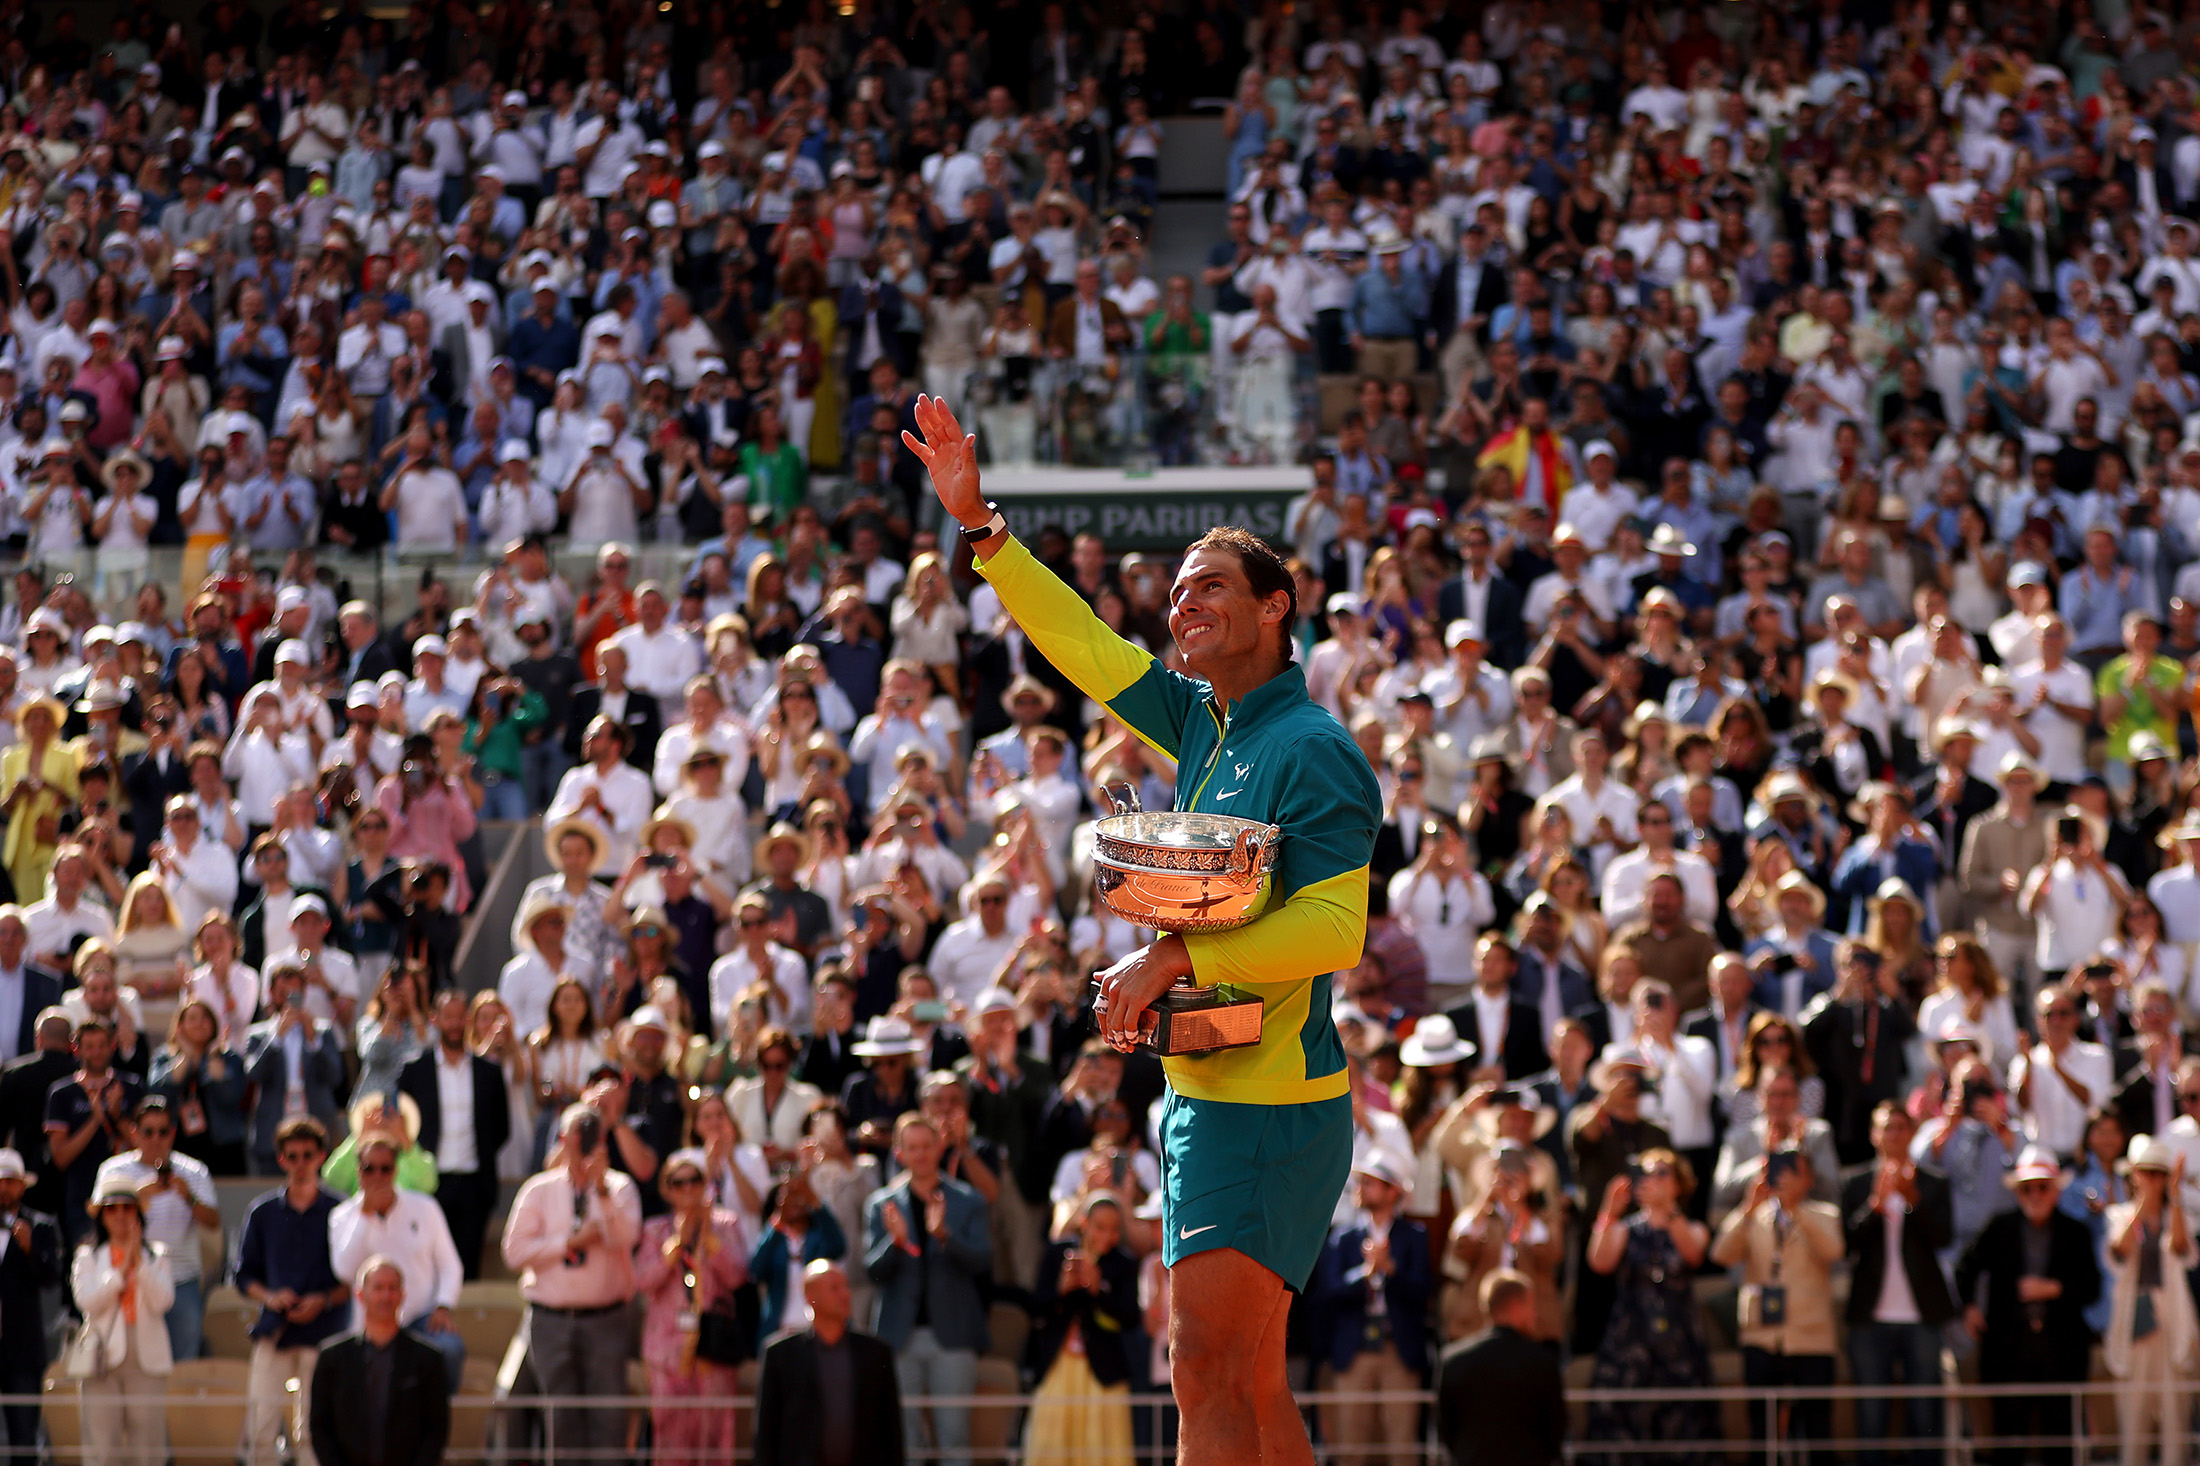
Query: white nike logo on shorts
1179 1224 1219 1240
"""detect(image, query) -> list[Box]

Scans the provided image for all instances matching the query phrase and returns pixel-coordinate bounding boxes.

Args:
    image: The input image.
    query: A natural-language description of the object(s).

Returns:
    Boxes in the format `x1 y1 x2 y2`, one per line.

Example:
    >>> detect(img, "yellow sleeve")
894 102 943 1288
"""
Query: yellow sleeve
1182 866 1370 990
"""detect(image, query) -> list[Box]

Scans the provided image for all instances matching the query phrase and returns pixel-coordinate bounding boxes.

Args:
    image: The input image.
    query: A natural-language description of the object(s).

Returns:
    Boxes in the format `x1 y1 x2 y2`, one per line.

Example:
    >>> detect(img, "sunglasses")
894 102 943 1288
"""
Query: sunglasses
136 1126 172 1139
760 1058 790 1072
739 917 766 929
631 924 663 937
663 1174 704 1190
358 1162 394 1175
2180 1092 2200 1106
977 895 1007 906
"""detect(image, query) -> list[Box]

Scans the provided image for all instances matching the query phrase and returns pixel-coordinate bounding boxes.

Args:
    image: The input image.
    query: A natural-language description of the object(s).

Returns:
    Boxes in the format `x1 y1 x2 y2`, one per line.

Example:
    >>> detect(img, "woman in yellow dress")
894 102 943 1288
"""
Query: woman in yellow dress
1 695 76 903
1023 1194 1137 1466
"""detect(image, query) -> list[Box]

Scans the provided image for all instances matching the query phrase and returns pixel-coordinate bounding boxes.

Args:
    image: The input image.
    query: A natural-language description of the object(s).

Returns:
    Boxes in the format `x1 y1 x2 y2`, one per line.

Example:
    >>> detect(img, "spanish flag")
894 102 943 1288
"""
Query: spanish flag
1475 426 1574 515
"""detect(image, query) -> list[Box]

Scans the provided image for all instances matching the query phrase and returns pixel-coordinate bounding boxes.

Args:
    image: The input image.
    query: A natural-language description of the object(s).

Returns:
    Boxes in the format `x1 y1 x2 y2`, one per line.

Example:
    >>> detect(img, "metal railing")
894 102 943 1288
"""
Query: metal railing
15 1378 2185 1465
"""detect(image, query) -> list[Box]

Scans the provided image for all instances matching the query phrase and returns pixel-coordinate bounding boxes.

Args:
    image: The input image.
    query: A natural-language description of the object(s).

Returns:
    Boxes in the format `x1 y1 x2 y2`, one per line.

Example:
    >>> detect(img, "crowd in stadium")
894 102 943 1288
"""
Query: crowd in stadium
25 0 2200 1464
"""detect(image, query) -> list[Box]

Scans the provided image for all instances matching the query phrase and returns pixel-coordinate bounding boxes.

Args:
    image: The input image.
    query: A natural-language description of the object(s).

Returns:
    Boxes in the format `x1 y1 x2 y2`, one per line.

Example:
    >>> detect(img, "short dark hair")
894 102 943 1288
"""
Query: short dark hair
1187 526 1297 644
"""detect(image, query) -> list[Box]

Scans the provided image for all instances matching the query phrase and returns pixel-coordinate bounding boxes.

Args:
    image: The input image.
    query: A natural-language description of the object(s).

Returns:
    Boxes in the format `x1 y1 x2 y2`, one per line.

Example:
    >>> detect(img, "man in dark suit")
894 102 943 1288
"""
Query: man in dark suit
0 1011 72 1220
121 712 194 878
562 655 662 770
755 1258 904 1466
1684 953 1767 1092
1438 1270 1564 1466
1311 1158 1432 1463
309 1257 452 1466
1436 519 1527 669
1842 1102 1956 1466
0 913 63 1068
1802 943 1915 1165
1954 1147 2100 1466
967 620 1082 748
397 991 511 1279
1511 896 1594 1043
0 1145 59 1456
1445 936 1550 1081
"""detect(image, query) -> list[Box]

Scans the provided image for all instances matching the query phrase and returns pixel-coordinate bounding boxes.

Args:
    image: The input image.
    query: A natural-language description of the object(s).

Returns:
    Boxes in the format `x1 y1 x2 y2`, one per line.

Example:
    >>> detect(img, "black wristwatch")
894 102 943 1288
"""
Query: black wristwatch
959 504 1007 546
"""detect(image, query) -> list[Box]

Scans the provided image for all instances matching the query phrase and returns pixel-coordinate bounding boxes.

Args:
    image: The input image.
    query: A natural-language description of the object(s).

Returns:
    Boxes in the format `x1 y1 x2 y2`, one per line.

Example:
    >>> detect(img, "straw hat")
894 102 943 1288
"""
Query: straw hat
543 817 609 872
1588 1046 1655 1094
753 822 814 869
2121 1134 2175 1176
1772 870 1827 921
14 695 63 731
347 1090 422 1147
801 733 851 777
514 893 569 950
1000 674 1056 715
86 1172 145 1218
101 448 149 493
639 809 697 851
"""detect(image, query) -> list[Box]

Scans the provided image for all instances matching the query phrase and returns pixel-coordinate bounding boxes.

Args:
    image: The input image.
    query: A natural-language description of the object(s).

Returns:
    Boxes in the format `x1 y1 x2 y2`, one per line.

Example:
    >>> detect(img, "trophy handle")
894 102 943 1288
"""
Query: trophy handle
1225 827 1264 887
1104 780 1143 817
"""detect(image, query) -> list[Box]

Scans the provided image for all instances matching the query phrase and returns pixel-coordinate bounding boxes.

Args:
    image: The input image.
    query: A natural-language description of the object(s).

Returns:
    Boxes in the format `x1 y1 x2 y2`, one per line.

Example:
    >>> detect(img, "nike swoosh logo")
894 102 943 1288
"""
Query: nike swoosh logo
1215 789 1242 801
1179 1224 1218 1240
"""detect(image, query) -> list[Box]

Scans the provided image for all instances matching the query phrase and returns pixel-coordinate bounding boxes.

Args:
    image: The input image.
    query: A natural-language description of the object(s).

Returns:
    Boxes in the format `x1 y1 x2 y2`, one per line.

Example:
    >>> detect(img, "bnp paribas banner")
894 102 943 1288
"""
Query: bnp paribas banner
978 467 1300 551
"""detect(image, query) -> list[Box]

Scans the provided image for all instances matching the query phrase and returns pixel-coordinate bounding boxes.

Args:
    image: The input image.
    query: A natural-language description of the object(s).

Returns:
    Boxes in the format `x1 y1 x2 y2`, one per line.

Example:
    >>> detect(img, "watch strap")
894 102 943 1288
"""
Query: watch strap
960 507 1007 545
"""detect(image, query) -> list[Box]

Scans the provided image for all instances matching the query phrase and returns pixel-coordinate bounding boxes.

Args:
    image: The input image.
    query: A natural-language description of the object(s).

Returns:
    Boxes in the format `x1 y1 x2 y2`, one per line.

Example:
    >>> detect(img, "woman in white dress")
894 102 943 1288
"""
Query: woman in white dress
526 976 610 1169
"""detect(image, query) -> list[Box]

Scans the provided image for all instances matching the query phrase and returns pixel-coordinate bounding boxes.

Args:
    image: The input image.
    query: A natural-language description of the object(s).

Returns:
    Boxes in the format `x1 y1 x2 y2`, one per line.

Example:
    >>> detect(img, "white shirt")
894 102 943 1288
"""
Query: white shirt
608 623 703 708
329 1186 463 1328
1632 1031 1718 1148
498 950 560 1041
926 918 1020 1011
652 717 751 798
392 465 467 552
1873 1192 1922 1324
1385 869 1493 984
2011 660 2095 783
1545 774 1638 879
432 1044 479 1173
1599 848 1719 931
1557 483 1641 553
93 1151 215 1281
23 895 112 966
545 761 655 867
166 834 240 936
2022 855 2123 971
2012 1038 2114 1156
706 942 810 1033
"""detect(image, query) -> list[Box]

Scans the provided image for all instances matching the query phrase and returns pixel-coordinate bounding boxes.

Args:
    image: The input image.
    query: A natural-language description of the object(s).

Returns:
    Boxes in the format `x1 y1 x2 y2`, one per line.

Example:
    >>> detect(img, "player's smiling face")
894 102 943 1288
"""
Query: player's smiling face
1169 547 1276 677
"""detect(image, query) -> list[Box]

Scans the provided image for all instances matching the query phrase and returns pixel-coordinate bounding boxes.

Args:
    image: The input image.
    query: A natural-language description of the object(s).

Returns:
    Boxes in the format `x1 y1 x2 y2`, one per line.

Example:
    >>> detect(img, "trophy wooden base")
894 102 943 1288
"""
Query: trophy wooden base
1095 981 1265 1055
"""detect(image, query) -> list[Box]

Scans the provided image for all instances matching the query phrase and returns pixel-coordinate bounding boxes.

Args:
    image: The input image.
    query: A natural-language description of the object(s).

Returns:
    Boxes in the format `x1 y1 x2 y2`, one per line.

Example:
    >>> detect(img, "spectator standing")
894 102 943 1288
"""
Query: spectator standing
44 1017 141 1248
865 1112 992 1466
635 1148 746 1466
2101 1136 2196 1466
1312 1157 1432 1466
1955 1146 2101 1466
1711 1144 1843 1449
397 989 510 1280
1024 1193 1138 1466
0 1147 59 1457
753 1259 905 1466
328 1129 464 1372
233 1120 351 1466
242 960 347 1175
1841 1104 1956 1466
500 1104 643 1464
69 1174 173 1466
1436 1270 1565 1466
307 1257 452 1466
93 1097 219 1363
1583 1149 1718 1455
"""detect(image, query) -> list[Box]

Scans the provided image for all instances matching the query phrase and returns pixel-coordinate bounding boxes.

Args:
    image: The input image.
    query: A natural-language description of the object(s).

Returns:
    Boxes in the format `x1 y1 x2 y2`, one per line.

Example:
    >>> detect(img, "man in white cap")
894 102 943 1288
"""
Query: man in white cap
22 437 89 556
336 288 405 405
477 442 553 548
377 423 468 554
1422 619 1513 745
1557 440 1639 553
402 637 466 729
561 415 646 545
264 638 335 744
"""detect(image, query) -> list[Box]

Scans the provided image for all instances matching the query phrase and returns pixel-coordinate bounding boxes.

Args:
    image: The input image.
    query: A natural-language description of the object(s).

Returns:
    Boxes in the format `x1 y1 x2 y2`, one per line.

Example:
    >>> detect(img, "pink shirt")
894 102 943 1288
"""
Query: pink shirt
71 359 141 450
501 1166 642 1309
375 775 479 909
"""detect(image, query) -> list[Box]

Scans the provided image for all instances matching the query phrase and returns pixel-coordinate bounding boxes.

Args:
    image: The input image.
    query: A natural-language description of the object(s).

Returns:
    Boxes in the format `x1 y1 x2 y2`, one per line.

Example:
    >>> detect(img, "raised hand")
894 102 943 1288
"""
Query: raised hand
902 395 986 528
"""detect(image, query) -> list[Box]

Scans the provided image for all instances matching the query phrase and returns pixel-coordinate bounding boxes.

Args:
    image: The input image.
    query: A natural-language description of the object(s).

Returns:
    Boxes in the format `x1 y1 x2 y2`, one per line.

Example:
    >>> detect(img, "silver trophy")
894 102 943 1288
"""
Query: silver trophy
1090 784 1279 1055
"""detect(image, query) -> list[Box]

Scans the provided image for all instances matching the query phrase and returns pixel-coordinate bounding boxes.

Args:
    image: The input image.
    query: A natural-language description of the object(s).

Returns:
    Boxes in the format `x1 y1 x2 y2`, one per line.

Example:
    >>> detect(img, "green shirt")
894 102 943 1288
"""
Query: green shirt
465 689 546 779
2095 653 2183 760
739 441 808 520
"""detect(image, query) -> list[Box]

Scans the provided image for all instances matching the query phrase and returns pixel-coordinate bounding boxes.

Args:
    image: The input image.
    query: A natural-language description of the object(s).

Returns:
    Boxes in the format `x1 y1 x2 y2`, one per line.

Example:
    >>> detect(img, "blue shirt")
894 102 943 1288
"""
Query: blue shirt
233 1183 348 1348
1345 263 1429 340
217 319 290 394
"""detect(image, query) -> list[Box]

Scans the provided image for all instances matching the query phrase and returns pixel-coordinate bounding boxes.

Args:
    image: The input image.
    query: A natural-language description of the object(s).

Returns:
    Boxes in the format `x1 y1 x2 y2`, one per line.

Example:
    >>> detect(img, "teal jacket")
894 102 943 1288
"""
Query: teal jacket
976 536 1380 1106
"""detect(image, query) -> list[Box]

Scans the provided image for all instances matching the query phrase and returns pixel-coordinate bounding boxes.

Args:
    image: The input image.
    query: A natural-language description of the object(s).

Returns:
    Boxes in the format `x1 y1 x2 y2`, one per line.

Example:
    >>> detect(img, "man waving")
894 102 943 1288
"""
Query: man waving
907 397 1380 1465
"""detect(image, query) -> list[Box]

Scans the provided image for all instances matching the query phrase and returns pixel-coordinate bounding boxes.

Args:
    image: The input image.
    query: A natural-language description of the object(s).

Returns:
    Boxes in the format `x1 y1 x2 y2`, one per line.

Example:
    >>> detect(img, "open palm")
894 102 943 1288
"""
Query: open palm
902 395 985 526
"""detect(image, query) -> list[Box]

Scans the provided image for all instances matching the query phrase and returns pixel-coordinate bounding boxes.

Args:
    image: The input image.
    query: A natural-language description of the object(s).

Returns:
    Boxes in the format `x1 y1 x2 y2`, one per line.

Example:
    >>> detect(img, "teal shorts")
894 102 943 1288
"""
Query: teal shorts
1157 1089 1353 1291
